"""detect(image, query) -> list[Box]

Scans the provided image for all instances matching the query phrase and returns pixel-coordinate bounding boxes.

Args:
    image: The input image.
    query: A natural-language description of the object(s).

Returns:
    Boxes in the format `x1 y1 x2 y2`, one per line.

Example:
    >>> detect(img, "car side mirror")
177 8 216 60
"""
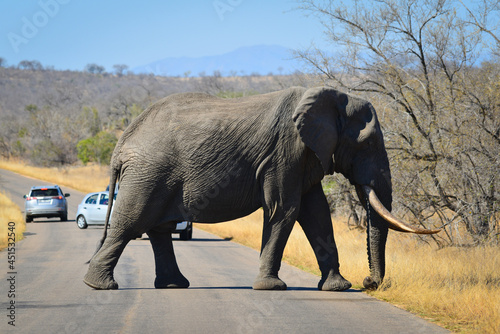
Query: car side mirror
23 195 27 199
65 193 70 197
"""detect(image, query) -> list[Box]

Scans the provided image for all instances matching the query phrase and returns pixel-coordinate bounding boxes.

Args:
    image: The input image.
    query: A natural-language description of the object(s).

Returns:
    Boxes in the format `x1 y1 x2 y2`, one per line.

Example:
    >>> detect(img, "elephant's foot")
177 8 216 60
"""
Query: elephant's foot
363 276 380 290
318 272 352 291
83 269 118 290
253 275 287 290
154 273 190 289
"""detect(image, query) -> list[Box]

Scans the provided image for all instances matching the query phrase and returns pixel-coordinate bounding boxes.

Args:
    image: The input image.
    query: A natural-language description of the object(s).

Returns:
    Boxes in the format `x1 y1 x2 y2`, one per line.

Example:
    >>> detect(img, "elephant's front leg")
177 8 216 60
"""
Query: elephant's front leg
252 212 296 290
297 183 352 291
252 183 298 291
147 225 189 289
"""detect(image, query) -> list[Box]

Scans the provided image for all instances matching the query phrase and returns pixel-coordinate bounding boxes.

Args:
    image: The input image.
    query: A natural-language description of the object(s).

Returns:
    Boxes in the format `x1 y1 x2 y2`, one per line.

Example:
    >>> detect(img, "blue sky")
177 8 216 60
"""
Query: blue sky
0 0 327 71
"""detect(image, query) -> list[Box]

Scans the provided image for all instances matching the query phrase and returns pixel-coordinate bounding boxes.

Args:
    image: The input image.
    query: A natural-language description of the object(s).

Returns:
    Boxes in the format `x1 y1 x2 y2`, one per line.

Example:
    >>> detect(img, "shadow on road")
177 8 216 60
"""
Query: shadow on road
186 237 233 242
117 286 365 292
120 286 254 291
130 237 234 242
28 219 67 224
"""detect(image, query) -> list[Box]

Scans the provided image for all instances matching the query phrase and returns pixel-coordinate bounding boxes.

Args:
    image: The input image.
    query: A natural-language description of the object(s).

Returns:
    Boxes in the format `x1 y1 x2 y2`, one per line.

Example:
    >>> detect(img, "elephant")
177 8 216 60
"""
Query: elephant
84 86 439 291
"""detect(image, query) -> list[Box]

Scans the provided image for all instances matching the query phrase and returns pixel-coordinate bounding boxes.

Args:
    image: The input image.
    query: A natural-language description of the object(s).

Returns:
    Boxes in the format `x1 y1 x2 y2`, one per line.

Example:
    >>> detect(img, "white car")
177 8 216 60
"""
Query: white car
76 191 114 228
75 191 193 240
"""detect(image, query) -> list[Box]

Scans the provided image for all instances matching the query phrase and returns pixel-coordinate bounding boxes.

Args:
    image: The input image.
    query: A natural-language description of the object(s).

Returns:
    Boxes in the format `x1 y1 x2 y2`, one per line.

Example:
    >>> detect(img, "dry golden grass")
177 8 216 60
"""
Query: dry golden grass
373 243 500 333
0 191 25 250
1 159 498 332
197 211 500 333
0 159 109 193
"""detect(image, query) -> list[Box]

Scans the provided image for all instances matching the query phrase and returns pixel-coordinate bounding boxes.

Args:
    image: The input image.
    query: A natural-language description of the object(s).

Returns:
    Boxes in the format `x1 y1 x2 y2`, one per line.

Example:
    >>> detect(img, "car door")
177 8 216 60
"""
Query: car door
83 194 99 224
90 193 109 223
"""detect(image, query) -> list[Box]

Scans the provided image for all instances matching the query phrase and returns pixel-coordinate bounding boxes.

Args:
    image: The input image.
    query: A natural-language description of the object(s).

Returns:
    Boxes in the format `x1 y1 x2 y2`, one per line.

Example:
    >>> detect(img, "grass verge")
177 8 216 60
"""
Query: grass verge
0 191 25 250
0 159 109 194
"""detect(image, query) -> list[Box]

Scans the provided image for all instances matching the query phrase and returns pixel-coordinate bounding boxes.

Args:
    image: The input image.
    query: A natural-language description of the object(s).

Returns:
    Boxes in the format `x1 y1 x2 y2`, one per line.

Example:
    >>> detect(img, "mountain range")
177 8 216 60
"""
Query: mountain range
132 45 304 77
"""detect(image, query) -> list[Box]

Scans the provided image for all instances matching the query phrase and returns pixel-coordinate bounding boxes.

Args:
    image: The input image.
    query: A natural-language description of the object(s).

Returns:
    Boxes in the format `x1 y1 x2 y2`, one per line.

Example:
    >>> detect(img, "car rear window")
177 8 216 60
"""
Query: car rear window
31 189 59 197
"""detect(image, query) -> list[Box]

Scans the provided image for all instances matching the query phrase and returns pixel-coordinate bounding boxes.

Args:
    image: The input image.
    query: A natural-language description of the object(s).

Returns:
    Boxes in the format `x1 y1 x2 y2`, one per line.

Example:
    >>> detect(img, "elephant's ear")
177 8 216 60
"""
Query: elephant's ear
292 87 347 175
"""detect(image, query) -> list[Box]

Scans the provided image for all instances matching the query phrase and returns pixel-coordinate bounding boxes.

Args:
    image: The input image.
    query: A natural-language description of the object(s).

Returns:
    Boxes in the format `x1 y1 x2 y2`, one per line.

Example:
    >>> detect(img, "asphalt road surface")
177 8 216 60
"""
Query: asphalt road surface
0 168 448 333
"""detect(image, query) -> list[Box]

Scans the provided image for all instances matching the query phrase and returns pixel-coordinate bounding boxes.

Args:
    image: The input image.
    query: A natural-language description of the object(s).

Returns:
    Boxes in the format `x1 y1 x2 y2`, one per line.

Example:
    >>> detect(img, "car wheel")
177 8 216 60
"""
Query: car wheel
77 215 88 229
25 215 32 223
61 213 68 221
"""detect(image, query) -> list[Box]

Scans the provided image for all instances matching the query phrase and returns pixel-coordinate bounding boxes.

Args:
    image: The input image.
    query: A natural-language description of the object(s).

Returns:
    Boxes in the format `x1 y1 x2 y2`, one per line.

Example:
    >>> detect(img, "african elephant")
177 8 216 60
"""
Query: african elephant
84 86 439 291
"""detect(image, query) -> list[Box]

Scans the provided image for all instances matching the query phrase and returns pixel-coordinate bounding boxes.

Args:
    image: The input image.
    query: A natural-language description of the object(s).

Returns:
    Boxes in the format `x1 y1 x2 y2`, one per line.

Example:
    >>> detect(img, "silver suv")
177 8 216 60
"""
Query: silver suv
24 185 70 222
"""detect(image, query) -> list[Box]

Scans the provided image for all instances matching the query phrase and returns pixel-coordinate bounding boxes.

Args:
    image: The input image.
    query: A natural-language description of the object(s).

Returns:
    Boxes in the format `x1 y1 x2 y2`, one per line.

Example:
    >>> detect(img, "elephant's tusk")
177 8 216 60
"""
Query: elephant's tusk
362 185 441 234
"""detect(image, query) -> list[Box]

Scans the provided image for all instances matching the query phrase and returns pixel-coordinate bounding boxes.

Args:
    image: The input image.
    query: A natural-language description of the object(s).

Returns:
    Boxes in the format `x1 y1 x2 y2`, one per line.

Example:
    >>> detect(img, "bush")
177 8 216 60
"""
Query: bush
77 131 117 165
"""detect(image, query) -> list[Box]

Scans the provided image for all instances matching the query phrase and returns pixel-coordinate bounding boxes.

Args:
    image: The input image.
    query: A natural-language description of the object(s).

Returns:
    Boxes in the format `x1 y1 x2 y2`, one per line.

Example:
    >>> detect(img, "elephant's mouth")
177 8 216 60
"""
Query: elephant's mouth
360 185 441 235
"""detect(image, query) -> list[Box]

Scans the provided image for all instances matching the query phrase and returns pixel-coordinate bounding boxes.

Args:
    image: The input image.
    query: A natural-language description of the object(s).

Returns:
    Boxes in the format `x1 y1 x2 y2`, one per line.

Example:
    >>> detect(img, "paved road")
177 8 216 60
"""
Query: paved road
0 168 448 333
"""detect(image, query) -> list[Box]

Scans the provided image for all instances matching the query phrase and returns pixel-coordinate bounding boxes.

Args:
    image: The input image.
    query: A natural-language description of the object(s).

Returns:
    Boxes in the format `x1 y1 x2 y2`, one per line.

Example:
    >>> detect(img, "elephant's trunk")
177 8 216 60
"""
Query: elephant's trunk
356 185 440 290
364 203 388 290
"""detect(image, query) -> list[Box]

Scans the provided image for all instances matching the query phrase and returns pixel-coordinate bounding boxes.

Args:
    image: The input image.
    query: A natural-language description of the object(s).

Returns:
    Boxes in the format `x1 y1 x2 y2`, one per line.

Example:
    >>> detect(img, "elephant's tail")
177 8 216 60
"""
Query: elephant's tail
85 164 120 264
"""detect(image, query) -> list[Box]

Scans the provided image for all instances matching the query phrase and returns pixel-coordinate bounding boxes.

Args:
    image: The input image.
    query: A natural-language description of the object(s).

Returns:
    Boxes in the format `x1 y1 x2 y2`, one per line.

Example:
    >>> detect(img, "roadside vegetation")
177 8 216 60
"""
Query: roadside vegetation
0 192 25 250
295 0 500 247
0 159 109 194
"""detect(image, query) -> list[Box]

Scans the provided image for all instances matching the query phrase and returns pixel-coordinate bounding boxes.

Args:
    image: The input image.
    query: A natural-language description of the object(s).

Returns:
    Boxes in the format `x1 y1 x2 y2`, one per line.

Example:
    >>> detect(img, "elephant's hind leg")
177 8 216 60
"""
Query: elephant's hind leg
147 226 189 289
84 229 132 290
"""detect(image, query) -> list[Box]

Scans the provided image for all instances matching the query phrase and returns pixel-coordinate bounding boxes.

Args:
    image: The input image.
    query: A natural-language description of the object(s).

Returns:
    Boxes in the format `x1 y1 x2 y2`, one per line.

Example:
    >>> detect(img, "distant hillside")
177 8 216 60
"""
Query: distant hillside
0 67 311 119
0 66 314 164
132 45 304 77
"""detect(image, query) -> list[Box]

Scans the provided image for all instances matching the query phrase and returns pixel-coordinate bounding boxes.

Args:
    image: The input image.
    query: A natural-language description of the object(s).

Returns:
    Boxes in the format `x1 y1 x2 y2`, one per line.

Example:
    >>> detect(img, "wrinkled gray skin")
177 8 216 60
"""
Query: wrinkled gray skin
84 86 392 291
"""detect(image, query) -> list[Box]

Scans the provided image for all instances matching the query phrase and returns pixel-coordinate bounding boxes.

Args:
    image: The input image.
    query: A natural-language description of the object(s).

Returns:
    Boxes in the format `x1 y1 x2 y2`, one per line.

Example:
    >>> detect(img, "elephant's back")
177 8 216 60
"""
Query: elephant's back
141 87 306 121
115 87 306 163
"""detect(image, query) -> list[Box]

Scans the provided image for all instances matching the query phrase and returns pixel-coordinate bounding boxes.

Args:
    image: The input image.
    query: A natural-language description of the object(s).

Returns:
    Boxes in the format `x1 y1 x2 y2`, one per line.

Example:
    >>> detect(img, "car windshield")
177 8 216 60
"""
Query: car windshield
85 194 99 204
31 189 59 197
